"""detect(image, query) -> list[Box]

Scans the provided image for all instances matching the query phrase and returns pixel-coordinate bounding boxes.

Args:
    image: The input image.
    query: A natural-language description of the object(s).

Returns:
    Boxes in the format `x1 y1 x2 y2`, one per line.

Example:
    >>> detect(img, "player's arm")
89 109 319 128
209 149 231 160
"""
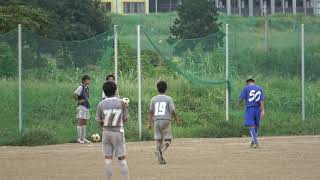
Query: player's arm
122 102 129 124
237 88 246 110
95 104 104 127
237 99 244 110
169 98 180 126
260 89 265 119
147 110 153 129
147 99 154 129
171 110 180 126
74 86 85 103
260 101 265 119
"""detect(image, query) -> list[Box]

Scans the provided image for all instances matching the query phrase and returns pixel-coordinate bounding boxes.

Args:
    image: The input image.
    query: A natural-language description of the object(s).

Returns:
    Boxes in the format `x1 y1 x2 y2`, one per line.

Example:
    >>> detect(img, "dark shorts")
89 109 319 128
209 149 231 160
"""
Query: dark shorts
244 107 261 127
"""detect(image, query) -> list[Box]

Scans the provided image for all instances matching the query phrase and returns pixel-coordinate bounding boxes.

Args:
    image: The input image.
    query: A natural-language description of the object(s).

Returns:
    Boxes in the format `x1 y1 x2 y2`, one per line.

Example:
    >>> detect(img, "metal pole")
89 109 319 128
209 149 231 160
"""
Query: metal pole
18 24 22 132
301 24 305 121
137 25 142 139
227 0 231 16
264 2 268 51
225 24 229 122
282 0 285 14
304 0 307 15
249 0 253 16
155 0 158 14
114 25 118 85
293 0 297 14
238 0 241 16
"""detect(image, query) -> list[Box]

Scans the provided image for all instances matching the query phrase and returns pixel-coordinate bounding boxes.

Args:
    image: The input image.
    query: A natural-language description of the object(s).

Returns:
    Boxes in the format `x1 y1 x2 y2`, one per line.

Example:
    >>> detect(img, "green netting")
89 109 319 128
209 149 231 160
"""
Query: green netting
229 17 303 127
1 15 320 144
304 25 320 120
19 29 114 143
0 29 19 144
140 24 229 138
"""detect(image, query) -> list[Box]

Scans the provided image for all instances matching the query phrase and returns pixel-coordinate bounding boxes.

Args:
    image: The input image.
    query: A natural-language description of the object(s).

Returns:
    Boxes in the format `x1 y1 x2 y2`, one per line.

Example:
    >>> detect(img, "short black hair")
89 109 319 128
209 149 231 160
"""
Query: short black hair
103 81 117 97
157 81 167 93
246 78 255 83
106 74 115 81
82 75 91 83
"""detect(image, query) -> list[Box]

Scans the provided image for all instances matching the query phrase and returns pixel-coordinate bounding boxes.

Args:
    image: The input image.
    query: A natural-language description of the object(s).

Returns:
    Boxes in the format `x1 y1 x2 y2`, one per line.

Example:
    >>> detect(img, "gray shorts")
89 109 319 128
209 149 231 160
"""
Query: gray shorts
76 105 90 120
102 130 127 158
154 120 172 141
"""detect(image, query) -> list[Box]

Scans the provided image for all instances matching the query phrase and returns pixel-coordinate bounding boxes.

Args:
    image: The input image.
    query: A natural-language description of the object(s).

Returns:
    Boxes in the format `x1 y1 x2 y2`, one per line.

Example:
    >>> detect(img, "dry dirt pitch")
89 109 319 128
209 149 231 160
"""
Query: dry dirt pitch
1 136 320 180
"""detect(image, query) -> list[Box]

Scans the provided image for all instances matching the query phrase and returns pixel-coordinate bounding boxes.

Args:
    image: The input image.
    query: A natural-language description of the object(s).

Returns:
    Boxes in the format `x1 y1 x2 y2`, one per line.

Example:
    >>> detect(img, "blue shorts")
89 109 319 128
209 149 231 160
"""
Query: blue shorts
244 107 261 127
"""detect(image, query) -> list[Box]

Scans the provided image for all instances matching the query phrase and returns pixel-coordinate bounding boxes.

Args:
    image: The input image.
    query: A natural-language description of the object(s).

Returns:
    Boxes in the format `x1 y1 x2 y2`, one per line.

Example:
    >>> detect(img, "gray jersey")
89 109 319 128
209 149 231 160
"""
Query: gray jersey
96 97 128 132
150 95 175 121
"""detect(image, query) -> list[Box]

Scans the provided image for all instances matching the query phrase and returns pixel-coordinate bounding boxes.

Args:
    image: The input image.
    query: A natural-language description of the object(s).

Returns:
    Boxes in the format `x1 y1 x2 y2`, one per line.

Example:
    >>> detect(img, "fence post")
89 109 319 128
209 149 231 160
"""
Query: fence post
114 25 118 84
137 25 142 139
18 24 22 132
301 24 305 121
225 24 229 122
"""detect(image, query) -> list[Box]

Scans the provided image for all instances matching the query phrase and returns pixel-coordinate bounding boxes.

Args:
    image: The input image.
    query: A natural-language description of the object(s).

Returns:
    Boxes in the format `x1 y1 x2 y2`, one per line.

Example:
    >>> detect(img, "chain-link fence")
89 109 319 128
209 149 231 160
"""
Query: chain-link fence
1 16 319 144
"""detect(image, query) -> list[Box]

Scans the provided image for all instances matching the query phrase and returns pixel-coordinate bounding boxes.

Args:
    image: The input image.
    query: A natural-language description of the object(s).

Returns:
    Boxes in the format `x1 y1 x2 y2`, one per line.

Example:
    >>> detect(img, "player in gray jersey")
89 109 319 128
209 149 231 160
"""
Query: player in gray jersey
96 81 129 180
147 81 180 165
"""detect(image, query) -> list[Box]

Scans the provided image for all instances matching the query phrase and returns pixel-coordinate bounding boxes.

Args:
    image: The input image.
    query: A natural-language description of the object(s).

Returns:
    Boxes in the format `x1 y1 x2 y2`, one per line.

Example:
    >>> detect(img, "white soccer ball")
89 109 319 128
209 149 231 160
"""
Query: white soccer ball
122 97 130 105
91 133 100 142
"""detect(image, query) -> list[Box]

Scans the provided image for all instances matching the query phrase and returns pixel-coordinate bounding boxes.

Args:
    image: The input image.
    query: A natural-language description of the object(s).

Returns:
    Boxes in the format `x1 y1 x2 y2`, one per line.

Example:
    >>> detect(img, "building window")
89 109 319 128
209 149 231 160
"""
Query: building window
124 2 145 13
101 2 111 12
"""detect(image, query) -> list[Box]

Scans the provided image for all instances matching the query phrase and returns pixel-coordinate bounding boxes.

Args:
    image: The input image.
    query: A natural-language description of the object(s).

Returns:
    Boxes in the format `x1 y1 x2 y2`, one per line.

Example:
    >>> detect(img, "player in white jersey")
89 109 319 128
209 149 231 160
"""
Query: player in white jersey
96 81 129 180
147 81 180 164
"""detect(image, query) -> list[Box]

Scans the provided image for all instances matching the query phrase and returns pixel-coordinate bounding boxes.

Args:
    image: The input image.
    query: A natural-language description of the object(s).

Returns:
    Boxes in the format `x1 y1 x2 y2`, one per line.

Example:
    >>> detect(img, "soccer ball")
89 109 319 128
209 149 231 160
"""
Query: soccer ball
91 133 100 142
122 97 130 105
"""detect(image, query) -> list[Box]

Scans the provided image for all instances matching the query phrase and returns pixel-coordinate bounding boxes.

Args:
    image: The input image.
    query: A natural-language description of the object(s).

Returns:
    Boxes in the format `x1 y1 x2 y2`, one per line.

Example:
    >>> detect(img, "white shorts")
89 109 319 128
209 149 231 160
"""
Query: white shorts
76 105 90 120
102 130 127 158
154 120 172 141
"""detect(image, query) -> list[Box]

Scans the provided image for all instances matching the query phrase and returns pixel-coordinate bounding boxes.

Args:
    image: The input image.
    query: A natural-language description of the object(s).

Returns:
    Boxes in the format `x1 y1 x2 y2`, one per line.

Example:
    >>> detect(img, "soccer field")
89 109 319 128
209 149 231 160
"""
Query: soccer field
1 136 319 180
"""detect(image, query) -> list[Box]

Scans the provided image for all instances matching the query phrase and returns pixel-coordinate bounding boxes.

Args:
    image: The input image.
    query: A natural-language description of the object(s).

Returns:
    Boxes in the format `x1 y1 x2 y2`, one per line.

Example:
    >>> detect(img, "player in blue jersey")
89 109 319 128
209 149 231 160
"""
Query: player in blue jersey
237 78 265 148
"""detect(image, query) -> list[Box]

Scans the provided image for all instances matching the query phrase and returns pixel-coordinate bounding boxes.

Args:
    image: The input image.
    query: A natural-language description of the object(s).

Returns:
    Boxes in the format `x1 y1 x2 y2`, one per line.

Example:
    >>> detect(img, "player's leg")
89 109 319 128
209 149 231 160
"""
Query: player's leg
253 108 261 147
77 119 85 144
154 121 165 164
160 120 172 153
245 108 258 147
103 131 114 180
118 156 129 180
82 108 91 143
114 132 129 180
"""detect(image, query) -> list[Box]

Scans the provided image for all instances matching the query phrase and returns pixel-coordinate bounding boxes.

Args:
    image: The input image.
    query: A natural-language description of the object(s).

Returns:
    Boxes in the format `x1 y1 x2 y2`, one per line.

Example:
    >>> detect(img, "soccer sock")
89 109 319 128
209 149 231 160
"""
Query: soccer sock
82 125 86 140
119 159 129 180
104 159 113 180
255 127 259 137
77 126 82 140
249 127 258 145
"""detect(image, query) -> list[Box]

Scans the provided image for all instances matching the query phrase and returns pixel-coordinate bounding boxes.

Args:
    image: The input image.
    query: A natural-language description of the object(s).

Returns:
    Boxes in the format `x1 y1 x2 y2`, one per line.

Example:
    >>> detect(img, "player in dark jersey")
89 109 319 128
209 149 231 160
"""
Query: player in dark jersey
73 75 91 144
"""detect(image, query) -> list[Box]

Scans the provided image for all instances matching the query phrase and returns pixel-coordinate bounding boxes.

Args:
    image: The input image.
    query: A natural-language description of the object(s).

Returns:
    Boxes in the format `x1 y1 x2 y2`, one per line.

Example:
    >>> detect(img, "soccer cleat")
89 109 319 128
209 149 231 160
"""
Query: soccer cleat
250 141 254 148
77 139 85 144
252 144 259 149
83 138 91 143
160 158 167 165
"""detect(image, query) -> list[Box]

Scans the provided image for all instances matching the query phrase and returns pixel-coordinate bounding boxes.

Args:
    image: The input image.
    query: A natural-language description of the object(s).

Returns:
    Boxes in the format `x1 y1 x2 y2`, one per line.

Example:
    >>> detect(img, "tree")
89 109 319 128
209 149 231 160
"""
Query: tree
0 42 16 77
170 0 221 39
1 0 112 40
0 5 49 34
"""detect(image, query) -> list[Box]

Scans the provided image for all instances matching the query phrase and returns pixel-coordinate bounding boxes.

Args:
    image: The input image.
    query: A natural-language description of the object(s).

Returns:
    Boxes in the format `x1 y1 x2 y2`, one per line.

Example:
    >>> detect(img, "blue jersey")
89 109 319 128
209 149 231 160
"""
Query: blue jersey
239 84 264 107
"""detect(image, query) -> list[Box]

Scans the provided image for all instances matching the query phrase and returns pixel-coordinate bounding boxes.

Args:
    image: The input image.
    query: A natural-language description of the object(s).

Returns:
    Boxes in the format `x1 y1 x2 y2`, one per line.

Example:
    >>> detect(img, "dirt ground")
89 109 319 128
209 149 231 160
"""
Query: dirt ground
0 136 320 180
